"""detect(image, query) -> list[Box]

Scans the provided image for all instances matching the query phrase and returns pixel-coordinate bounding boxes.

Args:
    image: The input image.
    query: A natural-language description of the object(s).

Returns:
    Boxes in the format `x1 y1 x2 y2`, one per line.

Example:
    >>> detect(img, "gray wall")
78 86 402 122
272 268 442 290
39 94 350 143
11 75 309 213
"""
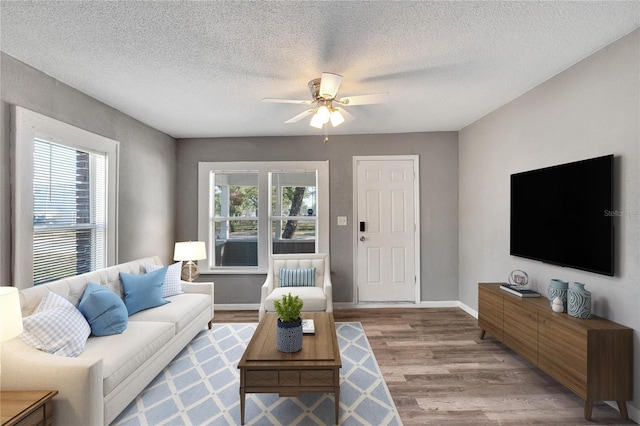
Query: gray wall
0 53 178 286
176 132 459 304
459 29 639 416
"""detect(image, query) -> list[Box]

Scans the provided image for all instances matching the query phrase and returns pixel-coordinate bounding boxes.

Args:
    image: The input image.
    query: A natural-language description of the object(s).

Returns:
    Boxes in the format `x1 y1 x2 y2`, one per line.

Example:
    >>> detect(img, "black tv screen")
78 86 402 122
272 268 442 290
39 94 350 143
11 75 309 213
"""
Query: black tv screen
510 155 614 276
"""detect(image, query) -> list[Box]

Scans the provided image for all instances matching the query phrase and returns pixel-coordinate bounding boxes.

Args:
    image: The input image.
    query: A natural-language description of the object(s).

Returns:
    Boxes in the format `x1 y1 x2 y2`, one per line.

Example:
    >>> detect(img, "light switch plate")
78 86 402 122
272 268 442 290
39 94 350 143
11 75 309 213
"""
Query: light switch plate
337 216 347 226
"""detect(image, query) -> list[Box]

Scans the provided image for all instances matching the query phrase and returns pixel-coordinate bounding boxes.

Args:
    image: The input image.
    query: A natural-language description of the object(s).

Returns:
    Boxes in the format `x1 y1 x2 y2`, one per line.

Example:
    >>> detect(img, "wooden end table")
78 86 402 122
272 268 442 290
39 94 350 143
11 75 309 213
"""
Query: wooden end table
1 390 58 426
238 312 342 425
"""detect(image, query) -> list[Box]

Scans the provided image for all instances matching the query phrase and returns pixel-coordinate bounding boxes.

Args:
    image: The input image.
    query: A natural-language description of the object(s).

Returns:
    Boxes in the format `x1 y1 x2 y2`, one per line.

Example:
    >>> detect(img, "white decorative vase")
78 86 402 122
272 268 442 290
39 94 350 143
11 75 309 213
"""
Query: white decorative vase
552 297 564 313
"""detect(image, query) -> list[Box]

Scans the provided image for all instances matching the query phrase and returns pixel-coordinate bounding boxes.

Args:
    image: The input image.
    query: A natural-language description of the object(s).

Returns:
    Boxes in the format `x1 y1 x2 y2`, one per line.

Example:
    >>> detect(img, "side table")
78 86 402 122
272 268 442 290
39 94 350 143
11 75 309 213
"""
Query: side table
1 390 58 426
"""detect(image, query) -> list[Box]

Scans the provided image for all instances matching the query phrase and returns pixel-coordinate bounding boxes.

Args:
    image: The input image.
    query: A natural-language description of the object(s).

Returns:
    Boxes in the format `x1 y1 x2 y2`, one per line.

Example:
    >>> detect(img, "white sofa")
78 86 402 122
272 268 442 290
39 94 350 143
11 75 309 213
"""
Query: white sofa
0 256 214 426
259 253 333 320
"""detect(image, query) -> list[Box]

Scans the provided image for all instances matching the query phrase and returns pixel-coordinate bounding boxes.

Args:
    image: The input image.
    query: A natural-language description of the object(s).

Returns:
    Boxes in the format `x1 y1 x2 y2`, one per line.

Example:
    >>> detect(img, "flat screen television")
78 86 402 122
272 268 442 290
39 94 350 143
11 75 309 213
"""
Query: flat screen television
510 155 614 276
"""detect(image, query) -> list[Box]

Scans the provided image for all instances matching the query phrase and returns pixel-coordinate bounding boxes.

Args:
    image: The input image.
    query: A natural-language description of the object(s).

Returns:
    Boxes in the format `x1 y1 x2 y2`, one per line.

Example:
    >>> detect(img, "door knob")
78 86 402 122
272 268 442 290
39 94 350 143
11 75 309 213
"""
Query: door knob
359 236 365 242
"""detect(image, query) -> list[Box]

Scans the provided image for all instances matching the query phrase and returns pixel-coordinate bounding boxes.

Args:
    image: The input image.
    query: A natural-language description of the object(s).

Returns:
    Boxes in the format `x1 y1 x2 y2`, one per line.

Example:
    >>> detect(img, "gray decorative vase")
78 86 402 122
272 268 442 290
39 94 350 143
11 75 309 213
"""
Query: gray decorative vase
548 279 568 311
567 282 592 319
276 318 303 353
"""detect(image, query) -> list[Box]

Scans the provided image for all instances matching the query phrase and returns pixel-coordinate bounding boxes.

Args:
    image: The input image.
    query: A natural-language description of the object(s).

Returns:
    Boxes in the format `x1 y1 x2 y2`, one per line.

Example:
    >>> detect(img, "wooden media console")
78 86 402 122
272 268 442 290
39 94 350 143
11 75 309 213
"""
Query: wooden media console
478 283 633 421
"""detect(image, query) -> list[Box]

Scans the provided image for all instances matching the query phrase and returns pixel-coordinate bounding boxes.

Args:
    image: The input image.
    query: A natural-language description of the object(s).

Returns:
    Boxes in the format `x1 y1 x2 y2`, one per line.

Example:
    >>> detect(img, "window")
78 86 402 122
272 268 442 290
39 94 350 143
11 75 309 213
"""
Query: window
198 161 328 273
212 171 259 267
271 171 317 255
12 107 118 288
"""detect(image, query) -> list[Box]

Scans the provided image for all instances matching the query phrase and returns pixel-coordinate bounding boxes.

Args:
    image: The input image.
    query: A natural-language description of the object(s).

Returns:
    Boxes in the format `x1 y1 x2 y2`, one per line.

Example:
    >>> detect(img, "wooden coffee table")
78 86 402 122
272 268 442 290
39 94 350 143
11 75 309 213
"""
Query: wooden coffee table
238 312 342 425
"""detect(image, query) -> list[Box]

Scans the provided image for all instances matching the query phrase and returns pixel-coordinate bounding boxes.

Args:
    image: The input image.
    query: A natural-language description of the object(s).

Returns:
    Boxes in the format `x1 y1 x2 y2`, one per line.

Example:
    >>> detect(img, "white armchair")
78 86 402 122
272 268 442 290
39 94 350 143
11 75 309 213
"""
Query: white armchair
259 253 333 320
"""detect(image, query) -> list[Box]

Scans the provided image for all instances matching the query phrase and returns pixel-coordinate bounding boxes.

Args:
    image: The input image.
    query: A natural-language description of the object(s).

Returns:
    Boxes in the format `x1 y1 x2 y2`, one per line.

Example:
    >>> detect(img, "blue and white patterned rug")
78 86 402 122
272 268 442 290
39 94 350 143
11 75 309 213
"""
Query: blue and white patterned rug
112 322 401 425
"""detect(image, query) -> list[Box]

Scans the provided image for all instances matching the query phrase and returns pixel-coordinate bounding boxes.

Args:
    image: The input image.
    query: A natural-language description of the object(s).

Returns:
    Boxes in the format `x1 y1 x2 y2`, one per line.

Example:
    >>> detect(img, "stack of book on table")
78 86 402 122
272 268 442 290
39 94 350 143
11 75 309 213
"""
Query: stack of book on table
499 284 541 298
302 319 315 335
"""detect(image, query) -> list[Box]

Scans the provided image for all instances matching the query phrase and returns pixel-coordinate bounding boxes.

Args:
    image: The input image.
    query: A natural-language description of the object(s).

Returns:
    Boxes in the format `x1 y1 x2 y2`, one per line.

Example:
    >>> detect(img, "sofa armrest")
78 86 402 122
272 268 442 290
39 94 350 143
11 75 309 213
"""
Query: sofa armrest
322 273 333 313
259 276 275 320
181 281 214 327
1 337 104 426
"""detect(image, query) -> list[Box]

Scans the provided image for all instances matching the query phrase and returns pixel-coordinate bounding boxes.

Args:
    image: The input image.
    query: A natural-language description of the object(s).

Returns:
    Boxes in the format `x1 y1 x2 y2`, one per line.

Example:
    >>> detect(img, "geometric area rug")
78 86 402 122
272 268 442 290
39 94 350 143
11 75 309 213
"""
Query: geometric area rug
111 322 402 425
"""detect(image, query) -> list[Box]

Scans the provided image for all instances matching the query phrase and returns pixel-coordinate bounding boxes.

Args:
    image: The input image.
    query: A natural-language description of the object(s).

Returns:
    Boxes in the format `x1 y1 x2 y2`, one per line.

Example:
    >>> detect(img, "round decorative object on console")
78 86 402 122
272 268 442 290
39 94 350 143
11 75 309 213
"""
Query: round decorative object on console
508 269 529 287
568 282 592 319
548 279 568 310
552 297 565 313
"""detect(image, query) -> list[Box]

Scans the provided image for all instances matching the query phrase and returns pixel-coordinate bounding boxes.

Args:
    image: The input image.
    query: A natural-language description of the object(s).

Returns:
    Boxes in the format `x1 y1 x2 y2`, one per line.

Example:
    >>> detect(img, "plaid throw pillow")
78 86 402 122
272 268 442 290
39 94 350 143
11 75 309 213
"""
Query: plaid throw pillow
21 291 91 357
279 267 316 287
145 261 183 297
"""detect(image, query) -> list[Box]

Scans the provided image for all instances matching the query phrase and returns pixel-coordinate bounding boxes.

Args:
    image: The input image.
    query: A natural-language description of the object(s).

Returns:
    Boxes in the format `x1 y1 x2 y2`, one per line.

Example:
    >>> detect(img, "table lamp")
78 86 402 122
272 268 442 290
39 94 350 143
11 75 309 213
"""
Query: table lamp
173 241 207 281
1 287 23 342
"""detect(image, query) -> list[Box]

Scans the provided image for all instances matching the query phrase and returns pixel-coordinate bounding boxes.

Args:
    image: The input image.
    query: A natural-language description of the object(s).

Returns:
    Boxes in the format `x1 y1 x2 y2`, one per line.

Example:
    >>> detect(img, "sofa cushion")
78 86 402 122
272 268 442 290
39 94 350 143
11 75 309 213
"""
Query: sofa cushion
145 261 184 297
21 291 91 357
128 293 211 334
120 268 169 315
78 283 128 336
279 267 316 287
81 321 175 395
265 286 327 312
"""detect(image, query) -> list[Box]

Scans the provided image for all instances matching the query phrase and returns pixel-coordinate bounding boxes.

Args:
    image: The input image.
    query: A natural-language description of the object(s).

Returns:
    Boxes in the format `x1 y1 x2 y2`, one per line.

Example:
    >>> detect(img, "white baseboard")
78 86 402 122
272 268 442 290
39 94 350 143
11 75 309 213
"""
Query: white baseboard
333 300 460 309
216 301 471 311
605 401 639 423
214 303 260 311
457 301 478 318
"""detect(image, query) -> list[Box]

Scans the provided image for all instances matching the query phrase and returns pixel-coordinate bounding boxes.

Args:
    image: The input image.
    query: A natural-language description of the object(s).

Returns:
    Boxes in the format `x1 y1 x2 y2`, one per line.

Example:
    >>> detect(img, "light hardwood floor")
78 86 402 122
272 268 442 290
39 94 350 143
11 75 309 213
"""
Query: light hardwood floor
213 308 635 425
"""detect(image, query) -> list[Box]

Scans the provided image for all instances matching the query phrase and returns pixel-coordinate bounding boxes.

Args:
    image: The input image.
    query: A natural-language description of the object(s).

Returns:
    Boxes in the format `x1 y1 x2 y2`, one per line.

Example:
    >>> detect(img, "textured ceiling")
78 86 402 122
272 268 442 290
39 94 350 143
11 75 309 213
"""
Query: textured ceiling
1 1 639 139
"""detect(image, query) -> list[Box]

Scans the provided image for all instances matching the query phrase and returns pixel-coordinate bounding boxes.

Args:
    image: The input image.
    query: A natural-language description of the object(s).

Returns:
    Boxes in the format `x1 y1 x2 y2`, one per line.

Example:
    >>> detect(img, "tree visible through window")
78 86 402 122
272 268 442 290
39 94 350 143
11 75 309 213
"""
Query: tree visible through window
282 186 306 239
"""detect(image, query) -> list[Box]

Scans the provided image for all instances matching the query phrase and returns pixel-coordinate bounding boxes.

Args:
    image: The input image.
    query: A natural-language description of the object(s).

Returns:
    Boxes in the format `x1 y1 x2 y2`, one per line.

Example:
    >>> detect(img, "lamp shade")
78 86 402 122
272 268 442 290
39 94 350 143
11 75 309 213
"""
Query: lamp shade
173 241 207 261
330 109 345 127
316 105 330 124
309 112 324 129
0 287 23 342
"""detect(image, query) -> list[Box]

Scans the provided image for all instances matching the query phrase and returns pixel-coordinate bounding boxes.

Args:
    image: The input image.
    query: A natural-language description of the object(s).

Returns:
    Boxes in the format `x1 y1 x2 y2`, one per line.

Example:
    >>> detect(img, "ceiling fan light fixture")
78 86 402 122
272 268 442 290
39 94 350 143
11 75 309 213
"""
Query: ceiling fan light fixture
316 105 330 124
330 109 345 127
309 112 324 129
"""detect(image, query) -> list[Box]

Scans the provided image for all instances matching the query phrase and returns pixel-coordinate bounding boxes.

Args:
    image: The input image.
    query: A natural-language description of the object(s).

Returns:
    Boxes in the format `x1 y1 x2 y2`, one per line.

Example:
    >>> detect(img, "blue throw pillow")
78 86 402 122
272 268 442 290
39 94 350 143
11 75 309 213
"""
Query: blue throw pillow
120 267 169 315
78 282 128 336
279 267 316 287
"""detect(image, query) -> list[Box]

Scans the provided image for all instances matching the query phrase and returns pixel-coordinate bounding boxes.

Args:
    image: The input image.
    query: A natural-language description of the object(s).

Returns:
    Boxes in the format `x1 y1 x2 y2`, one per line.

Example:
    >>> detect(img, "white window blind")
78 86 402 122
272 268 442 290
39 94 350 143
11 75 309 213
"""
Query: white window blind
32 139 107 284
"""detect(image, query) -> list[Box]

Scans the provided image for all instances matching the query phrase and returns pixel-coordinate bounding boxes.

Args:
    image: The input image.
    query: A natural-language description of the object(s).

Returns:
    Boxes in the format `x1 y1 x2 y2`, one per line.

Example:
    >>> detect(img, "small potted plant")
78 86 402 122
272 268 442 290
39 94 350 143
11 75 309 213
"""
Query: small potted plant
273 293 304 353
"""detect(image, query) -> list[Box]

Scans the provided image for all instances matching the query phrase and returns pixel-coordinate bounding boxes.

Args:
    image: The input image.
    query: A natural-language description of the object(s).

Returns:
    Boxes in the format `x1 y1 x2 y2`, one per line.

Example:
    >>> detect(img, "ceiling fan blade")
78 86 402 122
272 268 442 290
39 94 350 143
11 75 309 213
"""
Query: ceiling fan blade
319 72 343 99
335 107 355 122
337 92 389 106
263 98 313 105
285 109 316 124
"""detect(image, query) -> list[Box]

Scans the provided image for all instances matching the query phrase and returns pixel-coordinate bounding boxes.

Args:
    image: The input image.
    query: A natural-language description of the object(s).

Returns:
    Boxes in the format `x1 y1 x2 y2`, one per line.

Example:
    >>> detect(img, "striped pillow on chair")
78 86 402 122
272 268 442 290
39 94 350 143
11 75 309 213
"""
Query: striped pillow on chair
279 267 316 287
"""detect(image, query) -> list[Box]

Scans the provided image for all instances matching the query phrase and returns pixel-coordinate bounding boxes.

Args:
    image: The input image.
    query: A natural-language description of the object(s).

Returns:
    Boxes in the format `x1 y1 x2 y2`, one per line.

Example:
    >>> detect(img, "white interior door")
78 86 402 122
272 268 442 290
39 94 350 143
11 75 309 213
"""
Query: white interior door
354 157 419 302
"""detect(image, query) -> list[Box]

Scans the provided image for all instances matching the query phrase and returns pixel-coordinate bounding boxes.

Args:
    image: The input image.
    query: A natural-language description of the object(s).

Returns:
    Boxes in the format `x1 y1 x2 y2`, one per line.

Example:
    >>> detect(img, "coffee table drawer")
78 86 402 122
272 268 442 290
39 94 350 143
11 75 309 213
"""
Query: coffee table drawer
246 370 279 386
301 370 335 386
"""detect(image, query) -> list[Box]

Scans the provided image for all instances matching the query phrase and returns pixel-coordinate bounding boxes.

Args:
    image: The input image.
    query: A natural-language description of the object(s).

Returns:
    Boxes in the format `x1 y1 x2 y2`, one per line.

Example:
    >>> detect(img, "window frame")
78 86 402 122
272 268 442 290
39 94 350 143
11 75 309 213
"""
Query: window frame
198 161 329 274
12 106 119 289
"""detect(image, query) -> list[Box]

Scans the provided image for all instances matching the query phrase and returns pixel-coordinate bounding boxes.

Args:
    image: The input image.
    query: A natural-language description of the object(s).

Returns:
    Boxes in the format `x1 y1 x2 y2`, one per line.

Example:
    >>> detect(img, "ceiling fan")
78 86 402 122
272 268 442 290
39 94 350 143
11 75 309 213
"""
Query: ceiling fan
263 72 389 130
